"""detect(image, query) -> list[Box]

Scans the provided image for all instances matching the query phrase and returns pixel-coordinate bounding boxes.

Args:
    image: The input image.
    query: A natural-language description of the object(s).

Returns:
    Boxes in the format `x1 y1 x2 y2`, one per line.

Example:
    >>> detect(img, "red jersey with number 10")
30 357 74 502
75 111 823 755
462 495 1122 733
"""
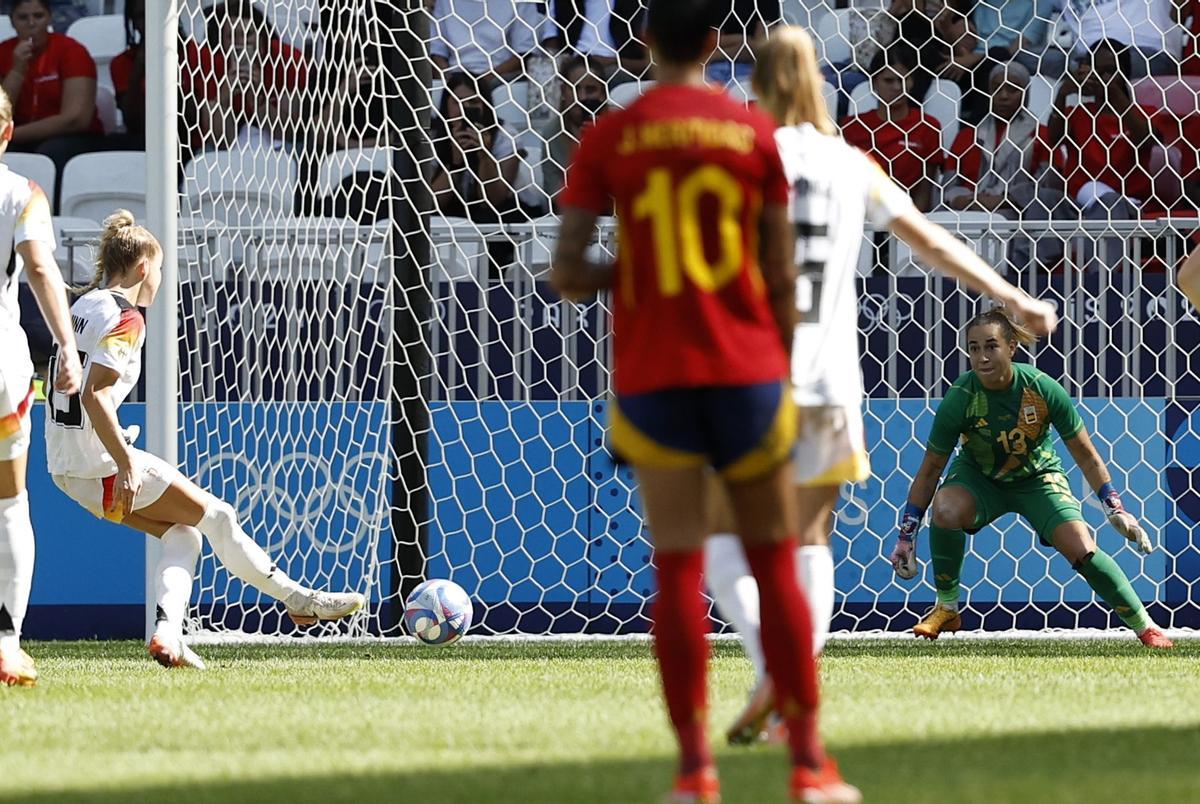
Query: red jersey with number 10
560 84 790 396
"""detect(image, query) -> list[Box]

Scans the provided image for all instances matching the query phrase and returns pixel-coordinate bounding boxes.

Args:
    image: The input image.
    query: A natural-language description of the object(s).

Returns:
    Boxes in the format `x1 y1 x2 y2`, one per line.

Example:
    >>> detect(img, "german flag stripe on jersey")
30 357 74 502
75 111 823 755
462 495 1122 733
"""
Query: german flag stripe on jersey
99 308 145 359
0 384 34 441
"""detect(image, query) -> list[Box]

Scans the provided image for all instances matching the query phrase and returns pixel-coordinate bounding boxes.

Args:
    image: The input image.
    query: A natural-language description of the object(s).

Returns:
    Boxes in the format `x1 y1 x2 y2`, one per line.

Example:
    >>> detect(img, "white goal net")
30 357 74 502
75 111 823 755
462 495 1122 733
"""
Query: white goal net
161 0 1200 639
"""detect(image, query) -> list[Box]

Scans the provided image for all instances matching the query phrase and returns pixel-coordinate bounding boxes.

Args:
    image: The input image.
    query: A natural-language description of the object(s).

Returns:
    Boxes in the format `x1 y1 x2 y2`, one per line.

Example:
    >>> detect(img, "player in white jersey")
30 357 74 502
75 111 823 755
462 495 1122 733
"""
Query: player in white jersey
0 88 83 686
708 27 1060 745
46 211 365 670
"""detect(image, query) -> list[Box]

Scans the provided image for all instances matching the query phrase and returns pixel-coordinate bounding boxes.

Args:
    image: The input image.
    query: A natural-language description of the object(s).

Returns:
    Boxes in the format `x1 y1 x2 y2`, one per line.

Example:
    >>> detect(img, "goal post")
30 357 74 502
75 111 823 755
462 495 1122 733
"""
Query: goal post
155 0 1200 642
144 0 180 640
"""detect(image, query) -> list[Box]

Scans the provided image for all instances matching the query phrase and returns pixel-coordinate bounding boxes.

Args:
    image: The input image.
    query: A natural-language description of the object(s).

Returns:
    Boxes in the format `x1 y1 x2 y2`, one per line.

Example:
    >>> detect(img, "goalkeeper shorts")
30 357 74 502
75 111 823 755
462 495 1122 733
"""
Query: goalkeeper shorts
609 381 796 481
791 405 871 487
53 449 179 524
0 350 33 461
941 460 1084 546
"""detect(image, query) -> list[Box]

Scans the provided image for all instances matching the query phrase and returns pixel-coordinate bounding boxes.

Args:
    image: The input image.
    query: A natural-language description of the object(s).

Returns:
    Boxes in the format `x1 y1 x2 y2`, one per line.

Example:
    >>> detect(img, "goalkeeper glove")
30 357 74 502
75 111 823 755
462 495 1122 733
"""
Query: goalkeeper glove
891 503 924 580
1100 482 1153 555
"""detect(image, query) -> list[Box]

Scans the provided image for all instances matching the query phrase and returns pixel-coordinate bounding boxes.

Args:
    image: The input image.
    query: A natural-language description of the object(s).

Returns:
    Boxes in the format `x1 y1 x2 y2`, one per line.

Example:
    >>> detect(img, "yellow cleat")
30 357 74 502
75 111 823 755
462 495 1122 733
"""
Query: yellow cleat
0 649 38 687
914 606 962 640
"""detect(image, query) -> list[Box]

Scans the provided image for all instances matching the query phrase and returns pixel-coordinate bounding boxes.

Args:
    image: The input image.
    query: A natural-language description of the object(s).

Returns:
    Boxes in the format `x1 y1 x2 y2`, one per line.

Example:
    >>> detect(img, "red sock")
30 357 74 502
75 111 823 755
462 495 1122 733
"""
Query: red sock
744 540 825 770
652 549 713 775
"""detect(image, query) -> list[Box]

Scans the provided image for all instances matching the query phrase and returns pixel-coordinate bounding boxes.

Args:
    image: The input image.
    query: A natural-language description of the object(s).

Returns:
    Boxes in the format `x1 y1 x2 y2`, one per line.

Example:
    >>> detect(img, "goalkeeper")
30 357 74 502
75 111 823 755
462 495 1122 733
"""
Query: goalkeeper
889 307 1173 648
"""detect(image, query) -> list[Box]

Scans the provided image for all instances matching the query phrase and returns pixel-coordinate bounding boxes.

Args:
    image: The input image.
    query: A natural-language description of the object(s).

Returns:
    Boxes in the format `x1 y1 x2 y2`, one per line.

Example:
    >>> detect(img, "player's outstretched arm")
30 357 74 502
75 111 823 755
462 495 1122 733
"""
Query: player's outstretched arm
890 448 949 579
80 364 141 520
1064 428 1153 554
1179 242 1200 312
888 211 1058 337
551 206 613 302
18 240 81 394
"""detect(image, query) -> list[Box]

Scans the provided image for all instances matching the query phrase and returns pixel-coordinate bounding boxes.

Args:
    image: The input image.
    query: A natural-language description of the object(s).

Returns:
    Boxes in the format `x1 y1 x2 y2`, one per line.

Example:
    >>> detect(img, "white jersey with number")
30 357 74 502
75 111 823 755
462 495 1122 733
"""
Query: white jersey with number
45 289 145 478
0 167 55 374
775 123 915 408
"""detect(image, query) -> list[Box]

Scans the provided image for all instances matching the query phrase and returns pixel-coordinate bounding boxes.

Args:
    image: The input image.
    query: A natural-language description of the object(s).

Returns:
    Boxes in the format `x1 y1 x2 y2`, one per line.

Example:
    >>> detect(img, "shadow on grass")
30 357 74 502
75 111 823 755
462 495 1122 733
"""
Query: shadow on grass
11 724 1199 804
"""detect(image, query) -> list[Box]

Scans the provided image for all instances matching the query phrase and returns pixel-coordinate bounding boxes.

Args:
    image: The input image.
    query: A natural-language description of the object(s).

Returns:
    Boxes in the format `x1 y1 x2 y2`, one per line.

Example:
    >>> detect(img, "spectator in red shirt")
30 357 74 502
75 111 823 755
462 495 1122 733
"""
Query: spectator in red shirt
196 0 308 153
1049 38 1156 269
841 50 943 213
944 62 1065 270
0 0 100 188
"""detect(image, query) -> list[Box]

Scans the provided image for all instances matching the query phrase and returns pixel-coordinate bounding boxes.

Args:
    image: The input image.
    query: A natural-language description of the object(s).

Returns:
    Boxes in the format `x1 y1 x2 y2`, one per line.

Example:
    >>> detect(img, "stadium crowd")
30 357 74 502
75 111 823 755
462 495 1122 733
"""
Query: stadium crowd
6 0 1200 273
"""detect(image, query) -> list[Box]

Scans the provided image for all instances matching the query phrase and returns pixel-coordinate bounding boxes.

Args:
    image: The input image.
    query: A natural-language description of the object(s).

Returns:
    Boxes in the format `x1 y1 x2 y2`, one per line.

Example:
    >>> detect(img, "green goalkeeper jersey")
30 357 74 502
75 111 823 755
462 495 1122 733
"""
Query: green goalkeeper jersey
926 363 1084 483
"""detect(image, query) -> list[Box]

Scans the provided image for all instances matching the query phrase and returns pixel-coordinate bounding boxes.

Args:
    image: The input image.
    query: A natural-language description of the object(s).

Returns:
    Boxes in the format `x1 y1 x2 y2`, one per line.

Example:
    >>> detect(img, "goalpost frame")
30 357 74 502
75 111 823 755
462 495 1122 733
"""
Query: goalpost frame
144 0 180 640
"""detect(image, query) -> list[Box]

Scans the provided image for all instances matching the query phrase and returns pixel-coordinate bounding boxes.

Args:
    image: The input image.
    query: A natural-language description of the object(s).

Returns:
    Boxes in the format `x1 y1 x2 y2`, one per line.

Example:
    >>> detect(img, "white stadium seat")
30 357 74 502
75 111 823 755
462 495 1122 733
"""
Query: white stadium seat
815 9 854 66
2 153 56 200
0 17 13 41
60 151 146 222
923 79 962 152
822 80 837 122
95 83 121 134
182 149 297 227
316 147 396 199
52 216 101 284
609 80 655 109
66 14 127 77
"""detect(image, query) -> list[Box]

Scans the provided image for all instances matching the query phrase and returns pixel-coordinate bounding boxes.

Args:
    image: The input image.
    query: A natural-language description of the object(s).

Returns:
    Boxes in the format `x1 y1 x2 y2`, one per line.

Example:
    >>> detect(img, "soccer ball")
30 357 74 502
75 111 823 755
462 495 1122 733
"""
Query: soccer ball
404 579 473 645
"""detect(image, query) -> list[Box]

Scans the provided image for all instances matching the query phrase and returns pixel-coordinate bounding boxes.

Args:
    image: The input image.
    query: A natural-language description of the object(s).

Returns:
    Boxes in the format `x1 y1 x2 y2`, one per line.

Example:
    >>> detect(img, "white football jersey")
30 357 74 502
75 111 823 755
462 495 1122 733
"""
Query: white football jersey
45 289 145 478
0 165 55 368
775 124 915 408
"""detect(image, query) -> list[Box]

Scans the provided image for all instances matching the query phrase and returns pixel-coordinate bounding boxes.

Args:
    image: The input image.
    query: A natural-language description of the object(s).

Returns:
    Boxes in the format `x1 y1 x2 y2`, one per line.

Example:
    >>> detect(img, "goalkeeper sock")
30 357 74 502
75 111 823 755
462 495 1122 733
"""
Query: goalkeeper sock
744 540 825 771
703 533 766 679
154 525 202 637
929 524 966 611
197 501 308 603
652 549 713 775
1073 550 1151 633
0 492 33 655
797 544 835 655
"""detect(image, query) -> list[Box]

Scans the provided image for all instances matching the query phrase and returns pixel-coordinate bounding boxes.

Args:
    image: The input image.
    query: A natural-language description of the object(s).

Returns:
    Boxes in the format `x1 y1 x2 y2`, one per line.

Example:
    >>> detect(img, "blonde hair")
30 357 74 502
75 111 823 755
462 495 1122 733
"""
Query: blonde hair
966 306 1038 346
0 88 12 131
751 26 835 134
79 210 162 294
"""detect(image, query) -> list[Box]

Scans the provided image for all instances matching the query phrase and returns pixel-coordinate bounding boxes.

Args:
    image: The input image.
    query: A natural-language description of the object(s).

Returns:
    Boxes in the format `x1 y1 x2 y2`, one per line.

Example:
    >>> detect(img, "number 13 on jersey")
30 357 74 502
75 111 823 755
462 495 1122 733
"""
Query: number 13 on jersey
630 165 753 297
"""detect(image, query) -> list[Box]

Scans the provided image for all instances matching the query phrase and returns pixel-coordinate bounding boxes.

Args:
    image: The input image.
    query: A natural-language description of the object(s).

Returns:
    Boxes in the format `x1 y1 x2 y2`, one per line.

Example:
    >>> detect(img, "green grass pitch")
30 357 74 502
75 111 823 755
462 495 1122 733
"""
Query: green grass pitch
3 639 1198 803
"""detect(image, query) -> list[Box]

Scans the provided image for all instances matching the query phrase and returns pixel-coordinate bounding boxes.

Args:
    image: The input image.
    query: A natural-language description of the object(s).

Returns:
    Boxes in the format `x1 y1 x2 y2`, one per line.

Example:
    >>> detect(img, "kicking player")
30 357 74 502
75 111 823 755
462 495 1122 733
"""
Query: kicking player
551 3 857 802
889 308 1172 648
45 211 364 670
707 27 1060 745
0 88 82 686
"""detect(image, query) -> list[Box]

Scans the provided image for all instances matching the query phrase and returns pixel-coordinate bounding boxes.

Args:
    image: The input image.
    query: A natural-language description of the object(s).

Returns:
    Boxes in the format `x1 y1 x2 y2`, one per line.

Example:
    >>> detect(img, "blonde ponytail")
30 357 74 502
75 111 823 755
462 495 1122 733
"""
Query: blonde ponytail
78 209 161 294
751 26 835 134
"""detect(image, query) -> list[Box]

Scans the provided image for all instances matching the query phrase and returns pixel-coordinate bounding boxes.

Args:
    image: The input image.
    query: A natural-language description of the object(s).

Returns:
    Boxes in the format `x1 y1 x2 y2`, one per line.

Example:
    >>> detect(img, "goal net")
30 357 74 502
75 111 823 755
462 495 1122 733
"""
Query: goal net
164 0 1200 640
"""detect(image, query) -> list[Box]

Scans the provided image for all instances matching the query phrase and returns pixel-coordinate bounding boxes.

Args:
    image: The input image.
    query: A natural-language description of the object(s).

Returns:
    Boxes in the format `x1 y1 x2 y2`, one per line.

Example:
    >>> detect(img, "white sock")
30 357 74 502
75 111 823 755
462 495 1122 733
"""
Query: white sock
797 544 835 655
197 501 308 603
0 492 34 655
704 533 766 680
154 525 202 638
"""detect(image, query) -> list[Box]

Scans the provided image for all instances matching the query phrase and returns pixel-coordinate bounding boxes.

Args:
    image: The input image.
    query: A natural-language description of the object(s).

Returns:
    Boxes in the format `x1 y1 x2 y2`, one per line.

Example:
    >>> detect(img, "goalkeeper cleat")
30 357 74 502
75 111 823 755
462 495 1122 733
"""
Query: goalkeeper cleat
913 605 962 640
664 766 720 804
1138 627 1174 649
286 591 366 626
0 648 38 687
725 677 774 746
790 757 862 804
148 633 208 670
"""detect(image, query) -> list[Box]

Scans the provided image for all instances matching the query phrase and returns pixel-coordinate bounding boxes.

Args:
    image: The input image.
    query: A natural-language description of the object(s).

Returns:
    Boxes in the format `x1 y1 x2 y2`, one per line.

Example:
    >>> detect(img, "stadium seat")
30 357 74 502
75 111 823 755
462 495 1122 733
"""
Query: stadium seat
1027 75 1054 125
60 151 146 221
822 80 837 121
727 79 756 104
248 216 370 281
892 211 996 275
66 15 127 77
51 216 101 284
609 80 656 109
493 81 538 150
2 152 56 200
95 83 121 133
431 215 487 282
0 17 13 41
514 140 546 213
316 147 396 200
182 149 297 227
814 9 854 66
923 79 962 152
847 81 876 116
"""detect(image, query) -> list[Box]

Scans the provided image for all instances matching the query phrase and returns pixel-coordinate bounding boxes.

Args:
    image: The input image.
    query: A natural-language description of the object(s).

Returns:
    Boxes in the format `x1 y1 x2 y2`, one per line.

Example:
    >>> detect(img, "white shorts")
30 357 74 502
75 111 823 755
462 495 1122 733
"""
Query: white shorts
52 449 178 523
0 357 34 461
792 405 871 487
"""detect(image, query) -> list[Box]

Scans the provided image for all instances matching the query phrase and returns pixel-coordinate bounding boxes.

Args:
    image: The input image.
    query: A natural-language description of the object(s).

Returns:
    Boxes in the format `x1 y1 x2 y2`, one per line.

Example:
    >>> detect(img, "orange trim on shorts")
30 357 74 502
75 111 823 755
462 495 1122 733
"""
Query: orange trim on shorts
0 384 34 440
100 475 125 523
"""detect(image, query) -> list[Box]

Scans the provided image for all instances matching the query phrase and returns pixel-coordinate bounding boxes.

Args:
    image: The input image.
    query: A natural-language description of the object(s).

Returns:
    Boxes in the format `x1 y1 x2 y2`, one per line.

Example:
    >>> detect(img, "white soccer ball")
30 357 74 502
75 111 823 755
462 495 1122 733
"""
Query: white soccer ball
404 579 473 646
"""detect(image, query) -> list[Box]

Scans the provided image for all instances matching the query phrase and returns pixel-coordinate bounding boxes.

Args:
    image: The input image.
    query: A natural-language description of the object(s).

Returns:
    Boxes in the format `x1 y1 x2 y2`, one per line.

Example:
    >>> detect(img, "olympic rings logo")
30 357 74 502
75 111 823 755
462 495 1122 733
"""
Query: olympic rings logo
192 450 391 555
